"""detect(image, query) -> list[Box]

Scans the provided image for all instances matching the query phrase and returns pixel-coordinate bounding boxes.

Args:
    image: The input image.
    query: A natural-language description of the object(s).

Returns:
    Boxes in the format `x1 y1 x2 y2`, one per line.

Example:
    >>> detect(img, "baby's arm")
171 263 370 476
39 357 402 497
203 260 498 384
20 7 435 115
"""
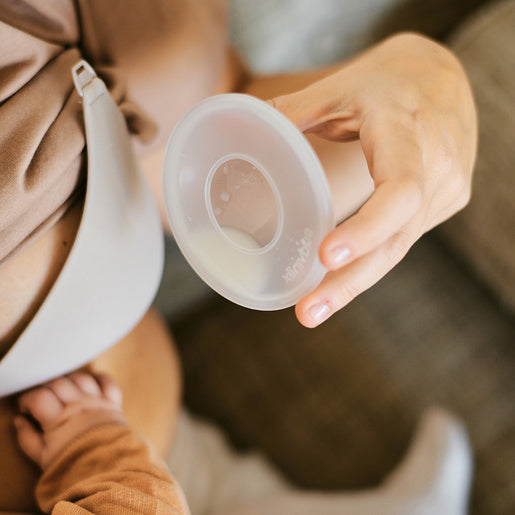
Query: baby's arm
15 371 189 514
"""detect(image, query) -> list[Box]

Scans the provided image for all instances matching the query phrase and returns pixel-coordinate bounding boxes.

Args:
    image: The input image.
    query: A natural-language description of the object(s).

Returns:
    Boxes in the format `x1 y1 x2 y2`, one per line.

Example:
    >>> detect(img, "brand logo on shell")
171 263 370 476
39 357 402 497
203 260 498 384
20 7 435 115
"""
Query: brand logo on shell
282 228 314 283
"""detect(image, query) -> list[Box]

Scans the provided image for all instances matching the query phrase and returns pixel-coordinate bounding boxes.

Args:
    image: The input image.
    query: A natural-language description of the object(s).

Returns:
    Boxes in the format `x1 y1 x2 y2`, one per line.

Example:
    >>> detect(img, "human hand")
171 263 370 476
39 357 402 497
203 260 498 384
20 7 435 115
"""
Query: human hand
269 33 477 327
15 371 124 470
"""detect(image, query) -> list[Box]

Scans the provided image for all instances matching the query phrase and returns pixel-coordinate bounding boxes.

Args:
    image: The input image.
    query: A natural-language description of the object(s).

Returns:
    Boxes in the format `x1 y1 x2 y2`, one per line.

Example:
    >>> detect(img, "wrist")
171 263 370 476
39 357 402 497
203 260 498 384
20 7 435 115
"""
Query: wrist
40 405 125 470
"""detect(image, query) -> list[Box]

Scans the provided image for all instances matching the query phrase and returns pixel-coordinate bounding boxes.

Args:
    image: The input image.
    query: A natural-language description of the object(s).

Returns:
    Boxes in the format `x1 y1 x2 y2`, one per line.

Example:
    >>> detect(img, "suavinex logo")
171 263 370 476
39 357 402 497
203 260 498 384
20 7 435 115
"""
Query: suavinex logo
281 227 314 283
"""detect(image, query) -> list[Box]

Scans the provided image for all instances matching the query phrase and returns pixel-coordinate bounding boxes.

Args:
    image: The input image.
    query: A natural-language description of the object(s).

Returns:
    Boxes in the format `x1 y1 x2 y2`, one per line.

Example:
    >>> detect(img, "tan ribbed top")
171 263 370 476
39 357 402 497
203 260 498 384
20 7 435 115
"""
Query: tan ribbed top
0 0 227 264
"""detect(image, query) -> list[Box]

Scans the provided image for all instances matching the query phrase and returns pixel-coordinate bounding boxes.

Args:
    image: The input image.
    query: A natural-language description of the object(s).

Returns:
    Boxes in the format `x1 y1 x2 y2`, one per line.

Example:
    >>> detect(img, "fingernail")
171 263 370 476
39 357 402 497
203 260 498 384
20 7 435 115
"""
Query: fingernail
331 246 351 267
309 303 331 325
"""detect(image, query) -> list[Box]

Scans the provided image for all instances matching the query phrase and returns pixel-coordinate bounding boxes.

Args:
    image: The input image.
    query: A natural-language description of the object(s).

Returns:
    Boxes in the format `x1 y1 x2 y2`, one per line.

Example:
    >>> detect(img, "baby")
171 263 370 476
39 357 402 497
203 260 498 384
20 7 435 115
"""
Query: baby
14 370 472 515
14 370 189 514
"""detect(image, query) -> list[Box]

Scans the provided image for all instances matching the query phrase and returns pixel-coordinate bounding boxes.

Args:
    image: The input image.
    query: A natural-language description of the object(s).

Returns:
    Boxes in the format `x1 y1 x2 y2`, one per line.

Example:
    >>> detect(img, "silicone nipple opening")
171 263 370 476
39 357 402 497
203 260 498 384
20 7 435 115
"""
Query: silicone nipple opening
207 155 280 252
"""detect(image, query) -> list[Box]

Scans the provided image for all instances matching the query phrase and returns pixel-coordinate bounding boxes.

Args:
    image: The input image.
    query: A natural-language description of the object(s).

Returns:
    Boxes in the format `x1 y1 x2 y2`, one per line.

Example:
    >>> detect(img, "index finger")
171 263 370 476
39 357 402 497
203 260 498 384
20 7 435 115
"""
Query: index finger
320 117 425 270
320 175 422 270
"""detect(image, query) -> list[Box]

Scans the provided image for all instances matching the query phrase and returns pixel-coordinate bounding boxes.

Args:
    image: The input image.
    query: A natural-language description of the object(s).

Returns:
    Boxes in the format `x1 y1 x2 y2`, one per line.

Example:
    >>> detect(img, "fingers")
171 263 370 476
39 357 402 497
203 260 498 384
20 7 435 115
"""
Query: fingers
15 371 124 469
268 71 361 136
296 226 418 327
18 388 64 430
319 109 425 265
44 376 83 404
17 372 120 430
95 372 123 407
320 176 422 271
14 416 44 464
68 371 103 397
269 88 327 132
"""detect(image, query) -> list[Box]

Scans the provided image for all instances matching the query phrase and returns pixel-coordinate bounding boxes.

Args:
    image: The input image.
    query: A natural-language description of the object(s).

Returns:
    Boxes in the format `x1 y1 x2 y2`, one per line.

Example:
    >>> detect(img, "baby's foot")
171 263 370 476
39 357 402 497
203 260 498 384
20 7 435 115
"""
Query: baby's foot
15 371 125 470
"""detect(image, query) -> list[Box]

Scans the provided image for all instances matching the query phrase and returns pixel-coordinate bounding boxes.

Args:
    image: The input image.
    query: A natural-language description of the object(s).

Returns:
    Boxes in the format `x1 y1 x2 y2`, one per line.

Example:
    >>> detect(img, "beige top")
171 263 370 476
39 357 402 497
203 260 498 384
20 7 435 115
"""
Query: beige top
0 0 228 264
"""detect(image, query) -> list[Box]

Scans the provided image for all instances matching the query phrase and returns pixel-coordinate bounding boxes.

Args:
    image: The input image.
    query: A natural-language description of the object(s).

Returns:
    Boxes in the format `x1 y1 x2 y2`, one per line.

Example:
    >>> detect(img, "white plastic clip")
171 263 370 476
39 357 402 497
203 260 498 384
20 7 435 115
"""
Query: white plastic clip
72 60 97 97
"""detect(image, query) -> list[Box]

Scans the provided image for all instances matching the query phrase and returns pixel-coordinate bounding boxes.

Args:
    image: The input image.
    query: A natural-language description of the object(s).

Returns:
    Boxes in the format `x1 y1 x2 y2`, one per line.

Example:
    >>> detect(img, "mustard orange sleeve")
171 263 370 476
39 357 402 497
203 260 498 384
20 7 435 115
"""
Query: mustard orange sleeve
35 424 189 515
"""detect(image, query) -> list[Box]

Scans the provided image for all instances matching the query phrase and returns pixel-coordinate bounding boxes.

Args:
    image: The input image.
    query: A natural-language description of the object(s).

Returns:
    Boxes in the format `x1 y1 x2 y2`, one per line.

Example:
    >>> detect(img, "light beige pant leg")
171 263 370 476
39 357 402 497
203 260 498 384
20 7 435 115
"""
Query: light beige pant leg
169 408 472 515
168 410 292 515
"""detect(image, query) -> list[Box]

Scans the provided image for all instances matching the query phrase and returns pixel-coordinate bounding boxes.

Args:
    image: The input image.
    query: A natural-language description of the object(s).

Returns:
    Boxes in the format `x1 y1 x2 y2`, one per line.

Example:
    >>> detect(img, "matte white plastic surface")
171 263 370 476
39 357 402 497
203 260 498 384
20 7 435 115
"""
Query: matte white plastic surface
0 61 164 397
163 94 334 310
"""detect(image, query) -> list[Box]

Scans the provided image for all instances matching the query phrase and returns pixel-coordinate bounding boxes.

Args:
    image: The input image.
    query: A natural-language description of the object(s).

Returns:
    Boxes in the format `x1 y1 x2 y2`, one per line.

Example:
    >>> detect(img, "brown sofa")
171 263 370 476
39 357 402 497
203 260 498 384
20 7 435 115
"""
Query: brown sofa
154 1 515 514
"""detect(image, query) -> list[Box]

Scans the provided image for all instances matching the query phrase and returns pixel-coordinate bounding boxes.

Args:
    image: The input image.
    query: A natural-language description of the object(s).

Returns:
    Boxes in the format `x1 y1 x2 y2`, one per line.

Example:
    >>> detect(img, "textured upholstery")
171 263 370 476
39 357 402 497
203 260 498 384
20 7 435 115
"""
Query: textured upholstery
437 0 515 315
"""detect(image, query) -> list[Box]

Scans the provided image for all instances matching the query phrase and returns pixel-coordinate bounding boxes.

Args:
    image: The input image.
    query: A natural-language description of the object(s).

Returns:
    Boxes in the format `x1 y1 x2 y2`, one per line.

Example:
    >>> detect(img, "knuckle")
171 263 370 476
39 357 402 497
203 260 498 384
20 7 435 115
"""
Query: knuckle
460 183 472 208
455 187 471 212
448 165 471 211
397 175 423 214
337 279 360 304
435 139 456 178
455 167 470 195
384 230 411 266
396 85 424 118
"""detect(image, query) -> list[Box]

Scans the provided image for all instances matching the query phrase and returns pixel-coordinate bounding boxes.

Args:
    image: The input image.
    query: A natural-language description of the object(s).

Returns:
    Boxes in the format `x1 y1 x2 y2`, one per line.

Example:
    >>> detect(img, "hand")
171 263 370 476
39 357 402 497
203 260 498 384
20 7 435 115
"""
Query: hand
269 33 477 327
15 371 124 470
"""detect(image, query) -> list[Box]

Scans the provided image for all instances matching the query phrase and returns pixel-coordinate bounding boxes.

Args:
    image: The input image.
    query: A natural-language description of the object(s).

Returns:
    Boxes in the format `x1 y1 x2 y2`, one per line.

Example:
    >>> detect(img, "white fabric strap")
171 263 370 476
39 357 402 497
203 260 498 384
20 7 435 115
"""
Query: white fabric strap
0 61 164 396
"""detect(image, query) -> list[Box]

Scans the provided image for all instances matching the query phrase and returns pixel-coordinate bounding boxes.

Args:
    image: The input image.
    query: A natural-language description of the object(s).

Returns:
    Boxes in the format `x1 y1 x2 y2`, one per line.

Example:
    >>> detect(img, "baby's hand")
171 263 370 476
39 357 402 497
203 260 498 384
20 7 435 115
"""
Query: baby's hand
15 371 125 470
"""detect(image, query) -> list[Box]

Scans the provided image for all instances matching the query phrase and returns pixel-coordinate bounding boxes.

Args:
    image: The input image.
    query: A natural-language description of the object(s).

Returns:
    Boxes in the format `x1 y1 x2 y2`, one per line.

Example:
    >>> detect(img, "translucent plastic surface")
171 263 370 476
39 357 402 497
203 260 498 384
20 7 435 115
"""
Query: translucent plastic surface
163 94 334 310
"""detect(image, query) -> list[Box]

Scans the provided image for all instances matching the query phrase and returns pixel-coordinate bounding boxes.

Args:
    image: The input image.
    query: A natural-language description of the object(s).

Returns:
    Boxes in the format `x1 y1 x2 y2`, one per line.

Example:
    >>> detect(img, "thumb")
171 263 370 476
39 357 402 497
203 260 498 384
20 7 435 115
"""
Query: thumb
14 415 44 466
268 81 360 140
267 88 324 132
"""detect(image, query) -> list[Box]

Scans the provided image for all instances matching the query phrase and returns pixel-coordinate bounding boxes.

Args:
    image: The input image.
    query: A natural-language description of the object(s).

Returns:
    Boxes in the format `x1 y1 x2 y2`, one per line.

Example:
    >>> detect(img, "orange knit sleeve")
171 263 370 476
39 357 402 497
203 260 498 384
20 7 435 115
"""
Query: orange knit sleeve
35 424 189 515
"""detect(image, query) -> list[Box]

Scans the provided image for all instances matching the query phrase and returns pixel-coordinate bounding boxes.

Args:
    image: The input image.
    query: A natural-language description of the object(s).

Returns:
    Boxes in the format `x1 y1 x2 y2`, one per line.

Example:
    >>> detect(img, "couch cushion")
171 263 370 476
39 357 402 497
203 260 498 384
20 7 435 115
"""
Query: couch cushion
437 0 515 316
